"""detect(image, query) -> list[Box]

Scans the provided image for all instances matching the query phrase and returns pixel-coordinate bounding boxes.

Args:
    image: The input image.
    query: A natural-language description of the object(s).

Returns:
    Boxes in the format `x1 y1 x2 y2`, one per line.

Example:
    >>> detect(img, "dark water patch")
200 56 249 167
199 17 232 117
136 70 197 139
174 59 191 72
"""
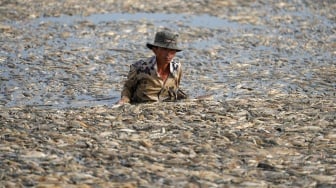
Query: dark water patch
32 13 242 29
1 10 335 109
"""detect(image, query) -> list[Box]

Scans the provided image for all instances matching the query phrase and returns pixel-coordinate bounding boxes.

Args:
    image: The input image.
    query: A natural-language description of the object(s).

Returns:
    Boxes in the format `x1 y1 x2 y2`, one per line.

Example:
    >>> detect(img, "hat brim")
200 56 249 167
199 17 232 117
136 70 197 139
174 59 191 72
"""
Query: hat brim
146 43 182 52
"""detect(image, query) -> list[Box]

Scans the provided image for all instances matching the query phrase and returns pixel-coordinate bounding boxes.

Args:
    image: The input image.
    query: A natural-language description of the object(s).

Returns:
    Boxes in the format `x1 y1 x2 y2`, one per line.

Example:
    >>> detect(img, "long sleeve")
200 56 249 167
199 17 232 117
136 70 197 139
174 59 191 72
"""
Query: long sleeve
176 65 187 99
120 64 138 102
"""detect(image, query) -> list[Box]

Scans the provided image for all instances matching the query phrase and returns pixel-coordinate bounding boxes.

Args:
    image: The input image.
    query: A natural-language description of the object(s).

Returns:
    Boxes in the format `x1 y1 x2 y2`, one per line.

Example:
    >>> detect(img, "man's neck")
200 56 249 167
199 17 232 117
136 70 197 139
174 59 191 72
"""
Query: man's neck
156 58 170 73
156 59 170 80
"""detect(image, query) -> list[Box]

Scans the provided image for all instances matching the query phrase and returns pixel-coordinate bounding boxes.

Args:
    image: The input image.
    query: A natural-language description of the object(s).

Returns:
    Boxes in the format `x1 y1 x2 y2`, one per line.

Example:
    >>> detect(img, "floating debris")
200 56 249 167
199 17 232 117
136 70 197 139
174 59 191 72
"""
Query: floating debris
0 0 335 187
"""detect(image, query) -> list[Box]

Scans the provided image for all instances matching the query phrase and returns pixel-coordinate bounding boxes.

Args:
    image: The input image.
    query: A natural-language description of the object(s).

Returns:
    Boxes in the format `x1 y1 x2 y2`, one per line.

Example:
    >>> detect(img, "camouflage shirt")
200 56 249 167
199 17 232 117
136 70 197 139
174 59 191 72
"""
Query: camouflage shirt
121 56 187 103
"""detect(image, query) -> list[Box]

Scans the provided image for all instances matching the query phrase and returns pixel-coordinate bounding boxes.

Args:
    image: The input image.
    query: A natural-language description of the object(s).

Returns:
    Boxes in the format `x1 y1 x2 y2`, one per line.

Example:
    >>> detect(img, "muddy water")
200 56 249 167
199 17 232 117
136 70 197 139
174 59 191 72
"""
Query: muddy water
1 1 336 187
1 13 240 108
1 9 334 109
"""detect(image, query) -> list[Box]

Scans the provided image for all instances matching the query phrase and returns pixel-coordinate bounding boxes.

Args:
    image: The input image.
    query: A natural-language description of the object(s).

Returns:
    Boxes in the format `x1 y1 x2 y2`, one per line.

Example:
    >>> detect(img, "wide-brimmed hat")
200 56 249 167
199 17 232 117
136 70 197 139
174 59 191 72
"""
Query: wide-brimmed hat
146 31 182 52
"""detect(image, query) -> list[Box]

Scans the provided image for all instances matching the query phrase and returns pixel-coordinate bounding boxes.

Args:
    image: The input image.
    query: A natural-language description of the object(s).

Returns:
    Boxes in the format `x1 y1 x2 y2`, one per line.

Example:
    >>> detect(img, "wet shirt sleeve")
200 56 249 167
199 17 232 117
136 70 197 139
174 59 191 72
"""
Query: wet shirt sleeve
120 64 138 102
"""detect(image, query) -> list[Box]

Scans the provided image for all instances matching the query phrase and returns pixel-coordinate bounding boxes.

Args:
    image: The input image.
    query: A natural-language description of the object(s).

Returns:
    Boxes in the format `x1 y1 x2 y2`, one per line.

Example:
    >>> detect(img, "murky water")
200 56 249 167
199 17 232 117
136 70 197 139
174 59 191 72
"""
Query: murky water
1 2 335 187
1 11 335 108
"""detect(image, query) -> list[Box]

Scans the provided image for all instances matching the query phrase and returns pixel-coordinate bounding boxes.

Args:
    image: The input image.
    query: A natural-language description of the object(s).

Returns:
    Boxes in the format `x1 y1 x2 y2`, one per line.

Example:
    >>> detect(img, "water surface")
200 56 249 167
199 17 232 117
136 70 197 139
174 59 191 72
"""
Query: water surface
1 11 335 108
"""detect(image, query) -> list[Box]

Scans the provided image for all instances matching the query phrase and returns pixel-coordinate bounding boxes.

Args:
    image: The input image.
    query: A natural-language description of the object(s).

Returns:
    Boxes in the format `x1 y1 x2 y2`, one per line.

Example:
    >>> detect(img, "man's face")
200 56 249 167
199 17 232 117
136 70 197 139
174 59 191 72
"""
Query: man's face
153 47 177 64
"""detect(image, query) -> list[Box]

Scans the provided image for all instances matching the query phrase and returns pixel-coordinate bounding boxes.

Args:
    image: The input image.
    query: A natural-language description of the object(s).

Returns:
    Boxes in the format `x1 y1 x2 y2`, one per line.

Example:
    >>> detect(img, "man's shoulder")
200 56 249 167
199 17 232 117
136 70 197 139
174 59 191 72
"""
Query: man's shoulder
171 58 181 65
132 56 155 68
130 56 156 75
170 58 182 78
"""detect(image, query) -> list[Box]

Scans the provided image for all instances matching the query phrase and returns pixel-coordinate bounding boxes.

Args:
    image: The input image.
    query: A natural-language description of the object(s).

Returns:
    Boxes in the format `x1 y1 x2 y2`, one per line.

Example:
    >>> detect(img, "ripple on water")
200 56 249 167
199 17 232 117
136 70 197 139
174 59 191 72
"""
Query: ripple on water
1 11 335 108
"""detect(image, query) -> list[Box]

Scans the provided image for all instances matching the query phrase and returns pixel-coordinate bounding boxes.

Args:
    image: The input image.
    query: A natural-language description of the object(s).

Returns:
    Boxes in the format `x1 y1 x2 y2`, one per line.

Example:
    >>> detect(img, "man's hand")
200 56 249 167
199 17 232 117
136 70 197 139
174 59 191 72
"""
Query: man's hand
117 96 130 105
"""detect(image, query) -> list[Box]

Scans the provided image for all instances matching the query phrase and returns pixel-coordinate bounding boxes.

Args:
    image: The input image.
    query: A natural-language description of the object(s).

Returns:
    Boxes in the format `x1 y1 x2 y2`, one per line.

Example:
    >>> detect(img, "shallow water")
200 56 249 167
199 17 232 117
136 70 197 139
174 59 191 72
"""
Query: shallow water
33 13 242 29
1 11 335 108
1 1 336 187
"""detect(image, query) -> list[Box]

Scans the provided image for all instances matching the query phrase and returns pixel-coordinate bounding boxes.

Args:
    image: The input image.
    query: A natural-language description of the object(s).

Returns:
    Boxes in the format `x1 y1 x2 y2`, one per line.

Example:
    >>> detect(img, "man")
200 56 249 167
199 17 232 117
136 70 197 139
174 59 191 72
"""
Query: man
118 30 187 104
